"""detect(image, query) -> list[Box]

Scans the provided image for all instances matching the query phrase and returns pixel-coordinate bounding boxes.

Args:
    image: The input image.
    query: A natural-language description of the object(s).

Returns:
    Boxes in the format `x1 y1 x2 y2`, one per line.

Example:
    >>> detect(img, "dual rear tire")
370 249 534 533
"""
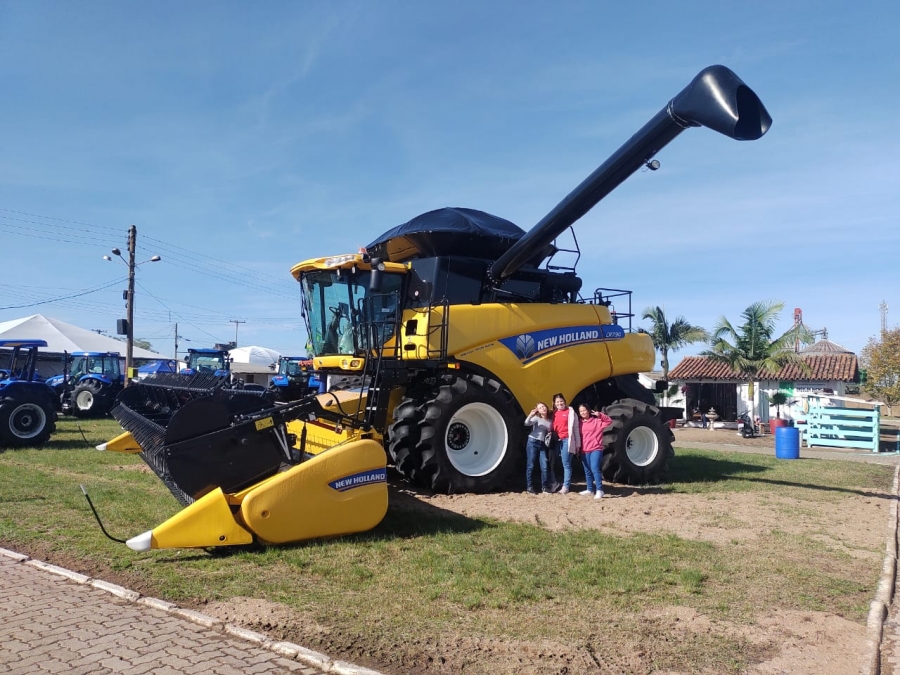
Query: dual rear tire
388 373 522 494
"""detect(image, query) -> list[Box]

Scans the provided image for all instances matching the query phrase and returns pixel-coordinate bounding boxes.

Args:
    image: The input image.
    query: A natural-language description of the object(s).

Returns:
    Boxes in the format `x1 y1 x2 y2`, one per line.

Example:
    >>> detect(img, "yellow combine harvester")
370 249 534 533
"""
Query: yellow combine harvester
100 65 771 551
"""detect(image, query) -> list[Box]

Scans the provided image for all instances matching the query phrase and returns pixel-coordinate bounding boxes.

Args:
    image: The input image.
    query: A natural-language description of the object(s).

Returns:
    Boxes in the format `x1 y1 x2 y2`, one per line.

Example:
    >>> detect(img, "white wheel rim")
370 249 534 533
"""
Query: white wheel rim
75 390 94 410
625 426 659 467
444 402 508 477
10 403 47 439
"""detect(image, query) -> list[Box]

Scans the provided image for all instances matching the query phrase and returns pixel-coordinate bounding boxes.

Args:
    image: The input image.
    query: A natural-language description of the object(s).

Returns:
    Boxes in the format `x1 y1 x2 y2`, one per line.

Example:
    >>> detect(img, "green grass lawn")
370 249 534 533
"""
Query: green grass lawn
0 416 894 674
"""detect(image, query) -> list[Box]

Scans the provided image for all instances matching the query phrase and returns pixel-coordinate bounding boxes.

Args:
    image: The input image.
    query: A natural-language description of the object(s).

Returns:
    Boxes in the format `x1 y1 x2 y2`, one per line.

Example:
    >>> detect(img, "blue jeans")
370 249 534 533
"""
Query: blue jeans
558 438 573 489
525 437 550 491
581 449 603 494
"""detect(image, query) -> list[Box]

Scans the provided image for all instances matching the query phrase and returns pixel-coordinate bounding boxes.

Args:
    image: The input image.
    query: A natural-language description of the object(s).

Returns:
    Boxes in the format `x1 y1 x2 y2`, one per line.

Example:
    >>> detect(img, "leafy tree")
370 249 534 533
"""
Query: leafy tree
641 306 708 381
861 328 900 416
111 336 153 352
702 300 811 420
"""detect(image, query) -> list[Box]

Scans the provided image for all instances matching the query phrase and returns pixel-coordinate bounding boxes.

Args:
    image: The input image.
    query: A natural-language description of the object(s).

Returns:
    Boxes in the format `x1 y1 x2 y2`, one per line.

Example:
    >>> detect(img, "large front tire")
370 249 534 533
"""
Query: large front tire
415 374 522 493
387 396 425 484
72 380 106 417
601 399 674 485
0 397 56 447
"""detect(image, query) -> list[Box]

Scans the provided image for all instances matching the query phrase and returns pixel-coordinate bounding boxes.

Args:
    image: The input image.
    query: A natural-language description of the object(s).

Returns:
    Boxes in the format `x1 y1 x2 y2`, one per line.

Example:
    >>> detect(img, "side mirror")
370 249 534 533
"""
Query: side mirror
369 258 385 292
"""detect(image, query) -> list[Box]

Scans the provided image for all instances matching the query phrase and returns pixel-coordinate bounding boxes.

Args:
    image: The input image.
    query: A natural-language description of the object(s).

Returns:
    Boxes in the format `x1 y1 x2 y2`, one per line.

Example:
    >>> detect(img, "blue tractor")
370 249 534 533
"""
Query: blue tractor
46 351 125 418
268 356 322 402
180 348 231 376
0 339 58 447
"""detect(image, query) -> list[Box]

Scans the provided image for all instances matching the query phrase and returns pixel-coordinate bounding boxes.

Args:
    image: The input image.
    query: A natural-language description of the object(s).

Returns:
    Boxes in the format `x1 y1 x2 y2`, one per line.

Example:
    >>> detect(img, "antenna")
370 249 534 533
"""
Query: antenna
880 300 889 335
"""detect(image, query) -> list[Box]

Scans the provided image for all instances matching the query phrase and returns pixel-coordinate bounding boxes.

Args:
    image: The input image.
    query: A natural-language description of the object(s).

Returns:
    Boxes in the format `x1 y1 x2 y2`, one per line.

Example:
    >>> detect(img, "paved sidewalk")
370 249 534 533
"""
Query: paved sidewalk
881 559 900 675
0 550 380 675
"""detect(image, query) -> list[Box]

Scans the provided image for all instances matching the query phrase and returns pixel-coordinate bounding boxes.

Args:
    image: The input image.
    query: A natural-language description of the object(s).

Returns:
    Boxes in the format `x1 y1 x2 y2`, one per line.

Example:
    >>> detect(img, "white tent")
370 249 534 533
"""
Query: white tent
229 345 281 367
0 314 168 359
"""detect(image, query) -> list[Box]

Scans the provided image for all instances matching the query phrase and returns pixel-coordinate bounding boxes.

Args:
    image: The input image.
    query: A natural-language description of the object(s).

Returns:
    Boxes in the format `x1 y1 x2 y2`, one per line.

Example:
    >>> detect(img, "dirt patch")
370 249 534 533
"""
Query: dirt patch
111 464 152 473
390 485 886 553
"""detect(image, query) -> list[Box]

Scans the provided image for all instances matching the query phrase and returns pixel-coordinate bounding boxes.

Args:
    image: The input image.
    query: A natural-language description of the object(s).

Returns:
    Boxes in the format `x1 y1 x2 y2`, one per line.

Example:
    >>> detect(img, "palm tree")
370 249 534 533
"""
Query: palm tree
769 391 791 419
641 306 708 381
702 300 811 421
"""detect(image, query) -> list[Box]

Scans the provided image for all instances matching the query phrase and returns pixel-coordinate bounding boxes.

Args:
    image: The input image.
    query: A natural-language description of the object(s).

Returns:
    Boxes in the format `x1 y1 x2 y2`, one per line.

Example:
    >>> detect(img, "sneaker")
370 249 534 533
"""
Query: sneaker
579 489 594 496
595 491 604 500
526 488 537 495
560 486 569 495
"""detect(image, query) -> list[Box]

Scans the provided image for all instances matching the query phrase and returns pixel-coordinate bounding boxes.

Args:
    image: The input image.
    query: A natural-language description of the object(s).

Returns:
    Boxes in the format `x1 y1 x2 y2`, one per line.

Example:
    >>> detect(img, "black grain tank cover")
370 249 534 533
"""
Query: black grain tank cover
366 207 534 263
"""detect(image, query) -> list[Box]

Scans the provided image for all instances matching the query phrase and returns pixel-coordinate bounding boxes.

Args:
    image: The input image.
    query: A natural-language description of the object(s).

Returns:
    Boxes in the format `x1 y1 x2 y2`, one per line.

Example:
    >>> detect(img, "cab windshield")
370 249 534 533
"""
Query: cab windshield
279 359 307 377
190 355 226 372
301 269 402 357
71 355 121 378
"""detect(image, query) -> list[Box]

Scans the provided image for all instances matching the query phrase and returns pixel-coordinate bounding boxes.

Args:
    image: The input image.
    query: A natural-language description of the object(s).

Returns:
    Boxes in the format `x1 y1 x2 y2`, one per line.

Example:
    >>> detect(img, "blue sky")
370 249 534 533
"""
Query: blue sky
1 1 897 365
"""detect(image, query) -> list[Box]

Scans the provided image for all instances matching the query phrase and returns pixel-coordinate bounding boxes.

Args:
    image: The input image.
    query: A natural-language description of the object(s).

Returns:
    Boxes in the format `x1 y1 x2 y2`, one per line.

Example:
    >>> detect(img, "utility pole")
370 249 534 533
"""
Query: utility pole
881 301 889 336
125 225 136 386
174 322 179 361
104 226 159 388
230 319 246 347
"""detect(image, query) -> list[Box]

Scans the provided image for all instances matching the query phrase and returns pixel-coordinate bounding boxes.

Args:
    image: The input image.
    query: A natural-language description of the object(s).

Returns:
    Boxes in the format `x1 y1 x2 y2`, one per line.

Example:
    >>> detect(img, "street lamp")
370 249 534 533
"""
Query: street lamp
103 224 161 386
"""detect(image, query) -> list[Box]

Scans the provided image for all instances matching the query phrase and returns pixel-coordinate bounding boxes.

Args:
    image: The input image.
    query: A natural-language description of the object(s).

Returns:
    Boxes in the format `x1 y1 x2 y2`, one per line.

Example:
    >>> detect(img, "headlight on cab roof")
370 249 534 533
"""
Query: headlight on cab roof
324 254 357 268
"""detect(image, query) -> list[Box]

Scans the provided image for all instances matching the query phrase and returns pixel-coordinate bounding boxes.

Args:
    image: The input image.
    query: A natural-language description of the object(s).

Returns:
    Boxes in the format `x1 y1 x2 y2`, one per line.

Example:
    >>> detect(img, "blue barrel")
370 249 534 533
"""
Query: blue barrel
775 426 800 459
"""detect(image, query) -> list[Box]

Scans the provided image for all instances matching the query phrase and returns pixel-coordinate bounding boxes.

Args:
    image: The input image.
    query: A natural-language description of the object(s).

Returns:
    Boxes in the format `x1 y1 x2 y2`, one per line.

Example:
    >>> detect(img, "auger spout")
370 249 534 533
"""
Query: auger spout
488 64 771 282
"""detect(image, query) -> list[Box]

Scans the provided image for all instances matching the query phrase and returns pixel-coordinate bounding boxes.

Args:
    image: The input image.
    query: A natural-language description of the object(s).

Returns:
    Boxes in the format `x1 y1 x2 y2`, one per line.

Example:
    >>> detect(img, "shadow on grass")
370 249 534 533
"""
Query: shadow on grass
45 438 106 451
668 454 895 500
668 454 769 483
739 475 895 500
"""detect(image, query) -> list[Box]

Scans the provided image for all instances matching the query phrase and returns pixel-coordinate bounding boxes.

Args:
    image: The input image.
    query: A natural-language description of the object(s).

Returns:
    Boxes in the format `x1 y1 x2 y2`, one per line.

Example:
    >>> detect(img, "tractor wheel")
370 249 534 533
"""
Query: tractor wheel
601 398 674 485
0 396 56 447
415 373 522 493
72 381 108 418
387 396 425 483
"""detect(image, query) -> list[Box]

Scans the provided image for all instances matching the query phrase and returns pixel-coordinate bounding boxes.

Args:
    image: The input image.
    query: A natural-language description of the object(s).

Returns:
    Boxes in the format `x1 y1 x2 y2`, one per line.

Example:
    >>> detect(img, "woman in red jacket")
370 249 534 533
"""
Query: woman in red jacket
551 393 580 494
577 403 613 499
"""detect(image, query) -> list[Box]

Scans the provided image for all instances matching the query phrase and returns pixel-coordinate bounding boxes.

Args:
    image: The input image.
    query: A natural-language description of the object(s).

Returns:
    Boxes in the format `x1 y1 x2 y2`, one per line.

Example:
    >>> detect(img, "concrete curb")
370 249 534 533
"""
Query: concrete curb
0 547 383 675
860 464 900 675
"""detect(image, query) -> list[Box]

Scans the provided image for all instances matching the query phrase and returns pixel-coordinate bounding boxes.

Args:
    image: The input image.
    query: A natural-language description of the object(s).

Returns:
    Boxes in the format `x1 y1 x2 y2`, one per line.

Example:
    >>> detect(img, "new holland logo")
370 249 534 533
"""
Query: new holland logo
499 325 624 363
515 334 536 360
328 468 387 492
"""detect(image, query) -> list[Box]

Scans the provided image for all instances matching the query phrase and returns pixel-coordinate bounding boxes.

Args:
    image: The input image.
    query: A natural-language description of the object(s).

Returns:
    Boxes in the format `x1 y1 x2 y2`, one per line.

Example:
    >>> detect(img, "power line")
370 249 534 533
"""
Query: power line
0 208 302 298
0 278 127 310
0 207 310 347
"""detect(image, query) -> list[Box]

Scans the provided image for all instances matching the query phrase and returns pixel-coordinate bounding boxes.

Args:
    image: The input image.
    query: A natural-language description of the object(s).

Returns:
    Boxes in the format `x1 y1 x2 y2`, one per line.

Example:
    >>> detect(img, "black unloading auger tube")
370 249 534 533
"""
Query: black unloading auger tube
488 65 772 282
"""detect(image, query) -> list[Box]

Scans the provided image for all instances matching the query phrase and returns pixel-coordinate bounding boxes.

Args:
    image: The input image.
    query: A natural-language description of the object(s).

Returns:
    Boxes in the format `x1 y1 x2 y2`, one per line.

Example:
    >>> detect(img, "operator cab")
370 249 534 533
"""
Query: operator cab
181 348 231 376
0 339 48 384
295 208 583 361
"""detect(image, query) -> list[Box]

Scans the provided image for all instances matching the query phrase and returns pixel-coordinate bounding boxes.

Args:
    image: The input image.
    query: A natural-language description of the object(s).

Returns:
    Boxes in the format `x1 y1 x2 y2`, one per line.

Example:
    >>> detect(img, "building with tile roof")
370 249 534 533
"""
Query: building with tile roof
667 339 859 423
